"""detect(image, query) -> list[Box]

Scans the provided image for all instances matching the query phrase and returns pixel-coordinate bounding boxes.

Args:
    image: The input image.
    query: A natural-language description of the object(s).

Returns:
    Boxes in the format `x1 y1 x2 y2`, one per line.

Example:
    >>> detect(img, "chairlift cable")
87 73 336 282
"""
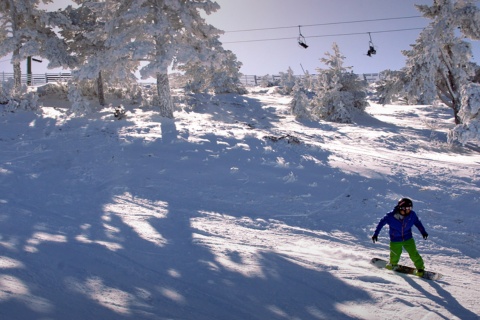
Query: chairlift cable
224 15 423 33
222 27 424 44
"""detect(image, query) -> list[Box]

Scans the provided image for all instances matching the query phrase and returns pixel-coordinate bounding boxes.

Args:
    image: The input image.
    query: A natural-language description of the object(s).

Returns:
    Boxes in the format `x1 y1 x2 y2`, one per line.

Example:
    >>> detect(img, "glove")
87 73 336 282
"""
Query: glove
372 235 378 243
422 233 428 240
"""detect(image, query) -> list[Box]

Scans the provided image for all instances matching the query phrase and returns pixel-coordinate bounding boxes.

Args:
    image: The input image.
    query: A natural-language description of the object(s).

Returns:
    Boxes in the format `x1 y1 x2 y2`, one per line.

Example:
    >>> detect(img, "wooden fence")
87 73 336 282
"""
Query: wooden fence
1 72 382 87
0 72 72 86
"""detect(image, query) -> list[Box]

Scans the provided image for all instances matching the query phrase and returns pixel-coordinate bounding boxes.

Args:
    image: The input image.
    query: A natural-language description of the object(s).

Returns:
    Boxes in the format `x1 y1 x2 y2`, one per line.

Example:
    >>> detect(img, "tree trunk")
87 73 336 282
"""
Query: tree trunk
97 71 105 106
10 0 21 89
13 56 21 89
452 99 461 125
156 72 174 118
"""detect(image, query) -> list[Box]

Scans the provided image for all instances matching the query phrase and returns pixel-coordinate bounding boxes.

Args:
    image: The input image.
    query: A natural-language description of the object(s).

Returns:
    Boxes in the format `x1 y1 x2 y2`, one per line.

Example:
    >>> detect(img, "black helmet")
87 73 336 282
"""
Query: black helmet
397 198 413 210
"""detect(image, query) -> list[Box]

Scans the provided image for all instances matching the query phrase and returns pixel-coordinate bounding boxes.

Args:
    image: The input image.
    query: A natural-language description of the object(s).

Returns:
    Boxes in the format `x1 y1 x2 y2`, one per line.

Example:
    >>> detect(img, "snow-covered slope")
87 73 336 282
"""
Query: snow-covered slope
0 87 479 319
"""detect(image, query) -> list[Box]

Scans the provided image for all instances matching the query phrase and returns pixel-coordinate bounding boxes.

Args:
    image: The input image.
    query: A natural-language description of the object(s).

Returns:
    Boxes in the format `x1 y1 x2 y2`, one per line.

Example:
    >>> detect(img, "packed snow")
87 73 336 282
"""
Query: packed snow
0 86 479 320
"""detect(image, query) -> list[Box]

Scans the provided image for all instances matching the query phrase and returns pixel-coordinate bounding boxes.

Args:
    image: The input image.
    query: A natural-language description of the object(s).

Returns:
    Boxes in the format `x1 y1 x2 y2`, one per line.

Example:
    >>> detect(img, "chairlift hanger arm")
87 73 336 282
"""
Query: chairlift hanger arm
366 32 376 56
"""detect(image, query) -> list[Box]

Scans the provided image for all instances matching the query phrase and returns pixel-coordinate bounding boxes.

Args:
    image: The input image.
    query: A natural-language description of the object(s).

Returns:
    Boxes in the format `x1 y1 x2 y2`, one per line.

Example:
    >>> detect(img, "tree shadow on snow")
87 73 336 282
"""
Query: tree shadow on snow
0 105 476 320
0 112 374 319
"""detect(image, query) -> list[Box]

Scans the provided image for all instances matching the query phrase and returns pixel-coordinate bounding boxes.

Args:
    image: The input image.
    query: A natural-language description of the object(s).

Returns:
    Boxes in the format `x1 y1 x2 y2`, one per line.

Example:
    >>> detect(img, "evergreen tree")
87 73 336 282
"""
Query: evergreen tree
448 82 480 145
210 50 246 94
312 43 368 123
0 0 75 89
374 70 408 105
277 67 296 95
289 79 312 120
47 0 225 116
56 0 142 107
182 49 246 94
403 0 480 124
133 0 224 118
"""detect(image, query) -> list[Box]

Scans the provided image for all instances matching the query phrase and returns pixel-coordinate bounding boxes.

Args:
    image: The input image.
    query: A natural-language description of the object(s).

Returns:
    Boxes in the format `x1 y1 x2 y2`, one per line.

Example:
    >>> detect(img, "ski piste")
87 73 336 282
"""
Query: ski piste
371 258 443 281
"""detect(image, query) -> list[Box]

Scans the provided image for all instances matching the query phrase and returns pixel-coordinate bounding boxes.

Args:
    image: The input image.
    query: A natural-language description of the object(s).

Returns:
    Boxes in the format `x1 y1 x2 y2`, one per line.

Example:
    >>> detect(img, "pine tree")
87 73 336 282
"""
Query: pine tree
277 67 297 95
312 43 368 123
290 79 312 120
210 50 246 94
182 49 246 94
403 0 480 124
0 0 75 89
374 70 408 105
448 82 480 145
54 1 142 107
135 0 224 118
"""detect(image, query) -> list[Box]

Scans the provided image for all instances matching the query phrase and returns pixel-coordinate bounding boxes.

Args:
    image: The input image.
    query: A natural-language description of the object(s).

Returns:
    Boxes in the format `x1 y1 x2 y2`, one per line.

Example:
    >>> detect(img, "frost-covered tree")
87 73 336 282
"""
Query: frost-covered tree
277 67 297 95
182 49 246 94
52 1 142 107
47 0 225 117
259 74 279 87
0 0 75 88
129 0 224 118
0 78 39 111
374 69 408 104
448 82 480 145
403 0 480 124
289 79 312 120
209 50 246 94
312 42 368 123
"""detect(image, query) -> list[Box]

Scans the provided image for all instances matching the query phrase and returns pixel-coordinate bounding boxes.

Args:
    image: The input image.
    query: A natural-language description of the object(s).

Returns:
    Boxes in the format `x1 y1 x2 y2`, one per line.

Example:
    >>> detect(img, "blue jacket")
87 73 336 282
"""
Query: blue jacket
373 209 427 242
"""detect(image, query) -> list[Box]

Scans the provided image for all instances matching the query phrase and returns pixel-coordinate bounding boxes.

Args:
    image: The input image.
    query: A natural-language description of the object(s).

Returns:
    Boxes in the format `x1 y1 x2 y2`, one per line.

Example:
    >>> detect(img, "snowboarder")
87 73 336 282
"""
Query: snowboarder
371 198 429 276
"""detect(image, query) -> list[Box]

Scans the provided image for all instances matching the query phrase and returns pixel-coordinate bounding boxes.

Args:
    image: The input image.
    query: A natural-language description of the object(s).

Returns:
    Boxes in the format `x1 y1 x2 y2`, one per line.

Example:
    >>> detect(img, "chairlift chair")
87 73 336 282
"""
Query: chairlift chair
298 26 308 49
367 32 376 57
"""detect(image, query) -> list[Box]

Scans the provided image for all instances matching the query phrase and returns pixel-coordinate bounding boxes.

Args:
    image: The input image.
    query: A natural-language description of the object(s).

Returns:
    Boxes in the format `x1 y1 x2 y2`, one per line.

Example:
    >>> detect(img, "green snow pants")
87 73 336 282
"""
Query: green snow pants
390 238 425 270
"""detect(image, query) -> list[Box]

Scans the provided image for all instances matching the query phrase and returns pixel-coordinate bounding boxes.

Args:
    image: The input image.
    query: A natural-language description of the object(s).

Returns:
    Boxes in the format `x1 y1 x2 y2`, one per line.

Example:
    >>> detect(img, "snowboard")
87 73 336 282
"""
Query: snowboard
371 258 443 281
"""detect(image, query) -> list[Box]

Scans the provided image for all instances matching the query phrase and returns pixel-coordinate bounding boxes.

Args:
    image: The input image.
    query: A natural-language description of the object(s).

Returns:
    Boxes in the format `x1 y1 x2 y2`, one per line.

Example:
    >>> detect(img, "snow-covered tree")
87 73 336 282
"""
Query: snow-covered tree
448 82 480 145
52 1 142 107
374 69 408 104
289 79 312 120
130 0 225 118
277 67 297 95
0 0 75 88
209 50 246 94
259 74 279 87
403 0 480 124
46 0 226 116
0 78 39 111
312 43 368 123
182 49 246 94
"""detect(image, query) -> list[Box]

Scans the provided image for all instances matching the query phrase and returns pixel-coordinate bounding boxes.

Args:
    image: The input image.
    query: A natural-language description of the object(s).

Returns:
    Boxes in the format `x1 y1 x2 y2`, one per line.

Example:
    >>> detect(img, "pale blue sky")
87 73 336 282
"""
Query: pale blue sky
206 0 479 75
1 0 479 77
